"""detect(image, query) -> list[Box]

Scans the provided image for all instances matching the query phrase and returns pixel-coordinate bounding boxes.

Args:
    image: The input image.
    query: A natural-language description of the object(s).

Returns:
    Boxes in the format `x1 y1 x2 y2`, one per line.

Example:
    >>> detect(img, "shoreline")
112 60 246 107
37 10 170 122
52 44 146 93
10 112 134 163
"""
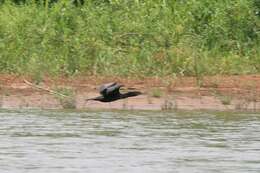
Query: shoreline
0 74 260 111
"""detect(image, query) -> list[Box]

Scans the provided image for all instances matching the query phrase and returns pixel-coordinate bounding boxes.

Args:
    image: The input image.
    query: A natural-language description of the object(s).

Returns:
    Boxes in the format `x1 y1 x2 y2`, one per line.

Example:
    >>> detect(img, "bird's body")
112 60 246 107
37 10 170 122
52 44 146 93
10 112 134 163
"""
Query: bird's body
99 82 123 98
87 82 141 102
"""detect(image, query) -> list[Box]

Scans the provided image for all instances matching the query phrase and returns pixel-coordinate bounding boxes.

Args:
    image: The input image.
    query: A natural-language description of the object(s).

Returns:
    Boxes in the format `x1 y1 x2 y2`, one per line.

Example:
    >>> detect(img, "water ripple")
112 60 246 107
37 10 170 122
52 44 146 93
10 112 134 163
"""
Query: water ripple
0 110 260 173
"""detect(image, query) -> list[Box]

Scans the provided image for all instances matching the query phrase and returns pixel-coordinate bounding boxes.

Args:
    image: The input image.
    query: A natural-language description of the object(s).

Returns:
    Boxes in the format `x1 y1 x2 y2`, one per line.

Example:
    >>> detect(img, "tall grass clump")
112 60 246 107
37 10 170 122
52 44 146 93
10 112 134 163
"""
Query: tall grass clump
0 0 259 78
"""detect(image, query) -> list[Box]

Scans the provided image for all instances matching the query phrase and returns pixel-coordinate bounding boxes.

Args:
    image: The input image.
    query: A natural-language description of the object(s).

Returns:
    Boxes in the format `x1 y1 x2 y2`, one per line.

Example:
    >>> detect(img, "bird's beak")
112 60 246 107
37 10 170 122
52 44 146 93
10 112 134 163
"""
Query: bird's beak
86 98 92 102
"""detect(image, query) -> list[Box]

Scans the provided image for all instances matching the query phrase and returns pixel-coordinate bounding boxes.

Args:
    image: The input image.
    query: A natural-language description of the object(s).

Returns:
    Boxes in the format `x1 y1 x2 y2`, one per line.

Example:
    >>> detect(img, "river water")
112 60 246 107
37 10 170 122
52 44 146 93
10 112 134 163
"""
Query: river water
0 109 260 173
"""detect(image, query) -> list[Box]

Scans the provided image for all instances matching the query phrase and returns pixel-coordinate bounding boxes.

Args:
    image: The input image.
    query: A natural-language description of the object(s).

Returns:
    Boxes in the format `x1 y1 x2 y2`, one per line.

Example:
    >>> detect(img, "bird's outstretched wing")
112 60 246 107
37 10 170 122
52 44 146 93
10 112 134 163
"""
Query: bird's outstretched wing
105 83 124 97
99 82 117 95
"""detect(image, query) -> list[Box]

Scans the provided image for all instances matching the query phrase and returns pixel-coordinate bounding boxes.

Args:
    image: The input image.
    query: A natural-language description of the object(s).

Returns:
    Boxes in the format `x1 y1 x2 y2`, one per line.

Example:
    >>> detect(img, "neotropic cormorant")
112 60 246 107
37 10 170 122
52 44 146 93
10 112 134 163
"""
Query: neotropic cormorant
86 82 141 102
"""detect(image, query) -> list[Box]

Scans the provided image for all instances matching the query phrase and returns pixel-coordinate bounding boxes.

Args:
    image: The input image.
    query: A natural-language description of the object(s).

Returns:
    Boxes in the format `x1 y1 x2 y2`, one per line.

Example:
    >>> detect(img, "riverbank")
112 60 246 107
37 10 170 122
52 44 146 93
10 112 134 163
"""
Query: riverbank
0 74 259 111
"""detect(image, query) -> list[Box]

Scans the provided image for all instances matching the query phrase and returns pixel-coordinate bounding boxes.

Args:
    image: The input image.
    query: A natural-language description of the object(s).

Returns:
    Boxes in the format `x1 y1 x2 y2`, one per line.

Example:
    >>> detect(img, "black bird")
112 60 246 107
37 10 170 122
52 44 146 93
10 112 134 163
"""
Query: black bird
86 82 141 102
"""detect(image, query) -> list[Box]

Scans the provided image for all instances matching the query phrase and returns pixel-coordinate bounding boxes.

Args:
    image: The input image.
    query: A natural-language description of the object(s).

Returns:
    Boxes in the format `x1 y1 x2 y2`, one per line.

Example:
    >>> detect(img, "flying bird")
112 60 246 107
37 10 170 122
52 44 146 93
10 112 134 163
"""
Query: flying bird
86 82 141 102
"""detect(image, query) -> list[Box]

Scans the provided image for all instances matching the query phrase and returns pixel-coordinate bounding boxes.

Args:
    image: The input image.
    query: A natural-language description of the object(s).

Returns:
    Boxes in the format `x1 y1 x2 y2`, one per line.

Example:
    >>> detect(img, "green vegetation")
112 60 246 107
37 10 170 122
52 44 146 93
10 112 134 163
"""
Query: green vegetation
54 87 76 109
219 95 232 105
0 0 259 78
150 88 163 98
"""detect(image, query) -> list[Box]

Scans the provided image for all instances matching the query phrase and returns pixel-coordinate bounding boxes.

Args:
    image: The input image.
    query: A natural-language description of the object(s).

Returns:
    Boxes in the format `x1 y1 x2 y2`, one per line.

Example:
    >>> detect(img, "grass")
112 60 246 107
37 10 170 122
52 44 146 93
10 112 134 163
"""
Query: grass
161 98 177 111
54 87 76 109
150 88 163 98
219 95 232 105
0 0 259 79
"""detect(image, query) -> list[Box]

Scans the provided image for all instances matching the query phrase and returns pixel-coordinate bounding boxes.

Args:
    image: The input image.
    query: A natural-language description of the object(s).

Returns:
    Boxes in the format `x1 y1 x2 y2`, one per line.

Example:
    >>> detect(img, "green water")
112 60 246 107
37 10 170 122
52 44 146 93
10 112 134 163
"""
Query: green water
0 110 260 173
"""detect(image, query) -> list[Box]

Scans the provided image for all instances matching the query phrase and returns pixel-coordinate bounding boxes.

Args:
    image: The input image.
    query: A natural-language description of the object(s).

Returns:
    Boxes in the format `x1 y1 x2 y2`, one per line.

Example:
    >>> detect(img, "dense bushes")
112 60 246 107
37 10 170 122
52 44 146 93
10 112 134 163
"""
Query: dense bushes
0 0 259 77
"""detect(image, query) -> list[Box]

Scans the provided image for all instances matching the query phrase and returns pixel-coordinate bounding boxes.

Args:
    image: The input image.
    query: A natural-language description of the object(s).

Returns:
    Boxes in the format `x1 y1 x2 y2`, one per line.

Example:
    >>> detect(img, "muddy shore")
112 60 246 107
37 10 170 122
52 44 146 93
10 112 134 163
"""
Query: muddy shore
0 74 260 111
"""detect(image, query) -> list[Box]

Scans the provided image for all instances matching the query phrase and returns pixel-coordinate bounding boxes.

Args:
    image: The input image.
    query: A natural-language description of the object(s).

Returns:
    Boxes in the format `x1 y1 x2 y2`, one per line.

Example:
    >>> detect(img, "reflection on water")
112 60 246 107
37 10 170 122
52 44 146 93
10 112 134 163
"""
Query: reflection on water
0 110 260 173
